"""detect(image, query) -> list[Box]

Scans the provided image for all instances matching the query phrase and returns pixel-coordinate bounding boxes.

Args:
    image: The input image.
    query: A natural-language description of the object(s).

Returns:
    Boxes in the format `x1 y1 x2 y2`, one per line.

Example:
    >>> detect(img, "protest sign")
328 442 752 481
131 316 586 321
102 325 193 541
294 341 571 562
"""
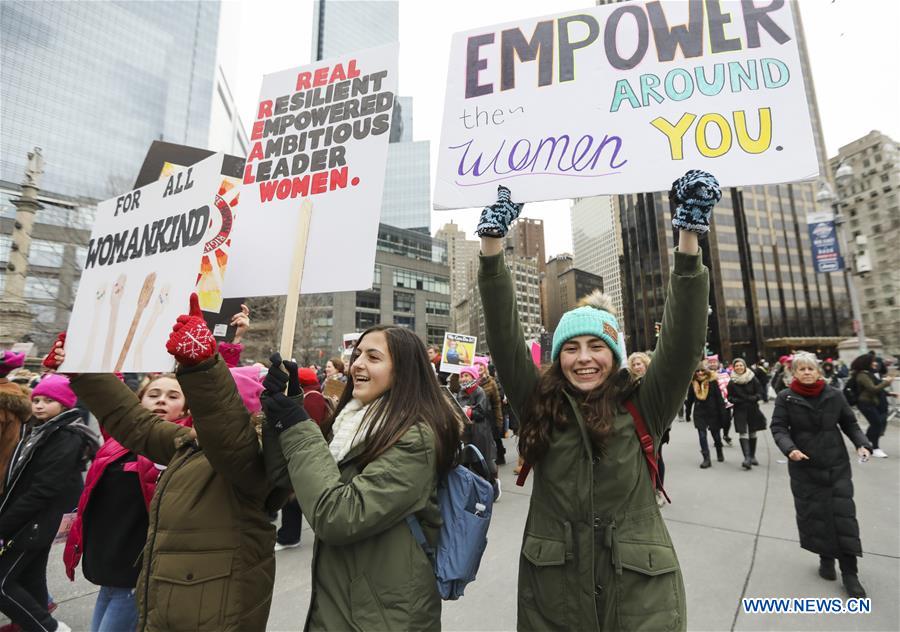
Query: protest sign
226 44 399 298
134 140 247 338
61 153 225 373
807 212 844 273
434 1 818 209
440 332 477 374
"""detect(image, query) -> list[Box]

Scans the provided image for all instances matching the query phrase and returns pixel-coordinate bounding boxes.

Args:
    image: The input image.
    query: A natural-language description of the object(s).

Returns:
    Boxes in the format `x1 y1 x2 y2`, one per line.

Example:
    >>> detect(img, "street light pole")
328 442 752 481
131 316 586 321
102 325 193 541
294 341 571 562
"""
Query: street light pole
816 170 867 354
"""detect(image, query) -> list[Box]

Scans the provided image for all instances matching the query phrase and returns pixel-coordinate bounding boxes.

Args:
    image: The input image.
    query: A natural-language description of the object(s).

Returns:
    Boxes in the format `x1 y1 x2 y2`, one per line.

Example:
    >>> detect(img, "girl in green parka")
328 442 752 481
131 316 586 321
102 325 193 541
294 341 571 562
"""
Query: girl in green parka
476 173 715 631
261 325 462 631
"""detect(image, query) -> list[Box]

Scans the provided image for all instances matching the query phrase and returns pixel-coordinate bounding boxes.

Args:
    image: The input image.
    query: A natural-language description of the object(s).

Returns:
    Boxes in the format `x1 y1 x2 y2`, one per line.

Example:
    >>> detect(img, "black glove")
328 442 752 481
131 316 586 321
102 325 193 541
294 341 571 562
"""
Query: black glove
284 360 301 397
669 169 721 235
264 353 290 395
475 185 524 238
262 391 310 433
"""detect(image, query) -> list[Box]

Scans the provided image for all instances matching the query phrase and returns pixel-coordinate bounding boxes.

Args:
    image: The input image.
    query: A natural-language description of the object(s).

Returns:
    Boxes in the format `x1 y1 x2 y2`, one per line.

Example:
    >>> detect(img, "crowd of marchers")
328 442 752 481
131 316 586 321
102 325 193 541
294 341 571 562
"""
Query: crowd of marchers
0 172 896 632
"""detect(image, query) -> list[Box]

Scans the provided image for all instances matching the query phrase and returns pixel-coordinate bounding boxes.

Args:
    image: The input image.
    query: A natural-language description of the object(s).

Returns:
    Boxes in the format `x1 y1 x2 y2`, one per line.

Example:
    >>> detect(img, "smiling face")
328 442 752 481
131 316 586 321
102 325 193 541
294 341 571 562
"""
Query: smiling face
559 336 615 392
31 395 63 421
325 360 337 377
733 360 747 375
707 358 719 372
140 376 187 422
350 331 394 405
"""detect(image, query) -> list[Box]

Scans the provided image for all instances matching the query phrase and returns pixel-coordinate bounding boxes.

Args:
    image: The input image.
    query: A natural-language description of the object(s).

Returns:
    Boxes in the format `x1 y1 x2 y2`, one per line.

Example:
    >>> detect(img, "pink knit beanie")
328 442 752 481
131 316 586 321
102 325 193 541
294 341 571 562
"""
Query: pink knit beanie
31 374 77 409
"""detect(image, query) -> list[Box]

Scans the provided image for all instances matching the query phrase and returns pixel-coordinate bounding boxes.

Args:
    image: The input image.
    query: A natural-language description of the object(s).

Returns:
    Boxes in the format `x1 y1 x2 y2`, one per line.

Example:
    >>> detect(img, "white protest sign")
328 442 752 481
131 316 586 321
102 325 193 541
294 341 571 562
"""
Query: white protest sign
434 1 818 209
226 44 399 297
62 154 225 373
440 332 477 374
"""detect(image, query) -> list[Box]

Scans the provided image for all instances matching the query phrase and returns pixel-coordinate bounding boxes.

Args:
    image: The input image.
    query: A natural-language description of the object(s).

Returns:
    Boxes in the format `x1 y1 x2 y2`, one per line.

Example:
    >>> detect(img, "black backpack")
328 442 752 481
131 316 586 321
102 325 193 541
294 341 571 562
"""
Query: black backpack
842 374 859 407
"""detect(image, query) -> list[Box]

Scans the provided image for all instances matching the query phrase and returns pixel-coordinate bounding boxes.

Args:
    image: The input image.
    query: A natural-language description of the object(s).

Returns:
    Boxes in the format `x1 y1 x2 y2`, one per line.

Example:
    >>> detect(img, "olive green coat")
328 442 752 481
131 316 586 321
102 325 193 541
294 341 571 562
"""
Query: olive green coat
71 356 285 631
274 418 442 631
479 250 709 631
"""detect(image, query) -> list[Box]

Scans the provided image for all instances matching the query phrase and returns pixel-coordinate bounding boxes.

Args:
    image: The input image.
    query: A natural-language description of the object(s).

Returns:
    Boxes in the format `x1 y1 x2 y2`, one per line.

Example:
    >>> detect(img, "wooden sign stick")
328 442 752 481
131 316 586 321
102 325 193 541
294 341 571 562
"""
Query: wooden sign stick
279 199 313 361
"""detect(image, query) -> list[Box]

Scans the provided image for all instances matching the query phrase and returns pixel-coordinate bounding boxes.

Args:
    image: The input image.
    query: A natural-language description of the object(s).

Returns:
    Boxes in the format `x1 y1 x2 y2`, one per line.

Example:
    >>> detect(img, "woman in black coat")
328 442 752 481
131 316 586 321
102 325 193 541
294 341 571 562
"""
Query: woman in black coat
728 358 768 470
685 363 730 468
770 352 872 599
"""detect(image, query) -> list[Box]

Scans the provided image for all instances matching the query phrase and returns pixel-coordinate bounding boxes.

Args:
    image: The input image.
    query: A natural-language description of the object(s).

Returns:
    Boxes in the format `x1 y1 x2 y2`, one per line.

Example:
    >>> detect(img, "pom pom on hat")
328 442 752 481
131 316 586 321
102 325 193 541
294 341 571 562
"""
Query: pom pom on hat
31 374 77 409
551 291 623 364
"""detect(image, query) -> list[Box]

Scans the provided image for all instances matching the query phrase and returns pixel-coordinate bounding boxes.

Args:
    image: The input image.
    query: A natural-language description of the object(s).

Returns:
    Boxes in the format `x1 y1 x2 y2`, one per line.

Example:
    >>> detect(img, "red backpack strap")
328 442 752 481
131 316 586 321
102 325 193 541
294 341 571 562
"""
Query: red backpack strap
623 400 670 504
515 462 532 487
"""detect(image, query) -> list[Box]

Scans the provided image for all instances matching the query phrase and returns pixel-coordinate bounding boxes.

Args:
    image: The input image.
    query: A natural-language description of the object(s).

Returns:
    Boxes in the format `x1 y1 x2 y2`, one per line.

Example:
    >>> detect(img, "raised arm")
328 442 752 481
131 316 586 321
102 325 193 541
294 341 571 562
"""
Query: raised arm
177 355 269 497
71 373 187 465
636 171 716 436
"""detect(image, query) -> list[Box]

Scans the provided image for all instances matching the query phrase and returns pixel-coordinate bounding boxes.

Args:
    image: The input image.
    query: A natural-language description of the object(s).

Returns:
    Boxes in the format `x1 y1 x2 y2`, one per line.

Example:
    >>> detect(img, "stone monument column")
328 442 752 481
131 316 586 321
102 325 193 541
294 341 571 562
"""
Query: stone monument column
0 148 44 349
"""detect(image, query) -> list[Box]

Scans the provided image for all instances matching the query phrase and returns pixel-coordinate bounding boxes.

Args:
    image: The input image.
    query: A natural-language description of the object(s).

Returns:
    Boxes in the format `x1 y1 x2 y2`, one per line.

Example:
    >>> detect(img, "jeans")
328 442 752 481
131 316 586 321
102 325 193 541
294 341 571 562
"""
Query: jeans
697 427 722 454
91 586 138 632
858 403 886 449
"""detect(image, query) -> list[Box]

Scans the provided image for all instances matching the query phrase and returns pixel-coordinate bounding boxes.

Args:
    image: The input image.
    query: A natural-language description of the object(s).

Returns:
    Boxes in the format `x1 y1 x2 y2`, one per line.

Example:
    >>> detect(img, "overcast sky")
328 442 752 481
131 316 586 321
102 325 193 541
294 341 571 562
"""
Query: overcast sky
231 0 900 258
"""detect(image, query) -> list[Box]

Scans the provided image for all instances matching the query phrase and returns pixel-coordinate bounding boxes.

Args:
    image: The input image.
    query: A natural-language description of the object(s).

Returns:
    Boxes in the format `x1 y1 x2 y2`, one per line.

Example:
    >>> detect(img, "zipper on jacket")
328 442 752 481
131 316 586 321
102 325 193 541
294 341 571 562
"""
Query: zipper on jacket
140 445 200 631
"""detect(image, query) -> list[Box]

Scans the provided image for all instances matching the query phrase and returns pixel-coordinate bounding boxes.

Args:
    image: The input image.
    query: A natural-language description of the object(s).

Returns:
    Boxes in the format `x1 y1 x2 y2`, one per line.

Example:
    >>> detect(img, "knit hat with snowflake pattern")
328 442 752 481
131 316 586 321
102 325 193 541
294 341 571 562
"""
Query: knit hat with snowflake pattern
551 291 623 365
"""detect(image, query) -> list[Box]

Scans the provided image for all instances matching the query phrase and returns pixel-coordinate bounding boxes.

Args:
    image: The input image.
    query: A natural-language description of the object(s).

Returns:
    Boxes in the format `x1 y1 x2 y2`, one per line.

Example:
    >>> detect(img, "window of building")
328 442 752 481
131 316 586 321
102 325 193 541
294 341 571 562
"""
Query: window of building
393 291 415 313
356 291 380 310
426 325 447 347
25 276 59 299
31 303 57 324
356 311 379 330
0 235 10 261
393 269 449 294
863 158 870 168
373 264 381 287
425 300 450 316
394 315 415 329
28 240 63 268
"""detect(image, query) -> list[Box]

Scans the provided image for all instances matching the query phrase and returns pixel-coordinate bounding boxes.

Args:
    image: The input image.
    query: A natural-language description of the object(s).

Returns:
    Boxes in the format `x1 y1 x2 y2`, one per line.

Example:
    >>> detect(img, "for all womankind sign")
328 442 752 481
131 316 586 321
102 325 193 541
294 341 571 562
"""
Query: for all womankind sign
434 0 819 209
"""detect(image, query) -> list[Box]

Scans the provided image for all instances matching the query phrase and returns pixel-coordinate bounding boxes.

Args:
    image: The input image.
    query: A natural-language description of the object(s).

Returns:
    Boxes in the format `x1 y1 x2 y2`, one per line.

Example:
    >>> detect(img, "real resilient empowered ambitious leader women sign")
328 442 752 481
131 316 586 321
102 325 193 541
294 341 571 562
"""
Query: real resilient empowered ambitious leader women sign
433 0 819 209
224 44 398 298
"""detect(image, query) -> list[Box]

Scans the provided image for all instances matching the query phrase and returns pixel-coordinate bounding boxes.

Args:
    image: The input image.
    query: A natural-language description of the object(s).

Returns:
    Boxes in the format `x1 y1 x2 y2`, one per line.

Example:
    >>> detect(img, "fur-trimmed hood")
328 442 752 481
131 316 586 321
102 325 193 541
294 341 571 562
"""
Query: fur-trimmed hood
0 381 31 425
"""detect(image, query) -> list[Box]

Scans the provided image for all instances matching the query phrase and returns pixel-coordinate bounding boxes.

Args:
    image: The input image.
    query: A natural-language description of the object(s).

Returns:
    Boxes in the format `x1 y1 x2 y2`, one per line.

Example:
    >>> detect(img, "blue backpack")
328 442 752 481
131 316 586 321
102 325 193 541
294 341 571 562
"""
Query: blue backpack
406 444 494 600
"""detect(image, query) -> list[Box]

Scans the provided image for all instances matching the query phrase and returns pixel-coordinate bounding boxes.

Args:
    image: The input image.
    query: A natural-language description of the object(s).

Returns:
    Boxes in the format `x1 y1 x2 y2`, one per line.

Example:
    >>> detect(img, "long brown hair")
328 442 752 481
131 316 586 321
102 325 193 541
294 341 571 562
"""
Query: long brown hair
322 325 461 475
519 360 638 463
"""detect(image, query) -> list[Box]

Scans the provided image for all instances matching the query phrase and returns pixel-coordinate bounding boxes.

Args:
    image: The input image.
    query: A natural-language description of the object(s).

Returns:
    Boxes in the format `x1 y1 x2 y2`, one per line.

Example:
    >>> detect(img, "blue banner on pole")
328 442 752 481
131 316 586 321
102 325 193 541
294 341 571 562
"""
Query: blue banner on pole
807 217 844 273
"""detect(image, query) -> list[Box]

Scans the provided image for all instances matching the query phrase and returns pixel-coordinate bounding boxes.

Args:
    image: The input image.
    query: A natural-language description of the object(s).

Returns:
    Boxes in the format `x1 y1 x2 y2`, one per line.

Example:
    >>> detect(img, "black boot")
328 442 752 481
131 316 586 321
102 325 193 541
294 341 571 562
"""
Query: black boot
715 445 725 462
749 437 759 466
739 438 752 470
842 574 867 598
700 451 711 468
818 557 837 581
723 434 733 446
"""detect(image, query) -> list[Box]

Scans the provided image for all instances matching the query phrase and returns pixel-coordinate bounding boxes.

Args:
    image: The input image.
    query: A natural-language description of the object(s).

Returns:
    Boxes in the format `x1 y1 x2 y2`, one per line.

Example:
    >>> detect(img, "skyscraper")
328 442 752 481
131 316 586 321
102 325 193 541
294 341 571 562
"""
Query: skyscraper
830 131 900 352
435 221 480 330
0 1 247 201
571 195 624 319
609 3 851 359
506 218 547 273
311 0 430 232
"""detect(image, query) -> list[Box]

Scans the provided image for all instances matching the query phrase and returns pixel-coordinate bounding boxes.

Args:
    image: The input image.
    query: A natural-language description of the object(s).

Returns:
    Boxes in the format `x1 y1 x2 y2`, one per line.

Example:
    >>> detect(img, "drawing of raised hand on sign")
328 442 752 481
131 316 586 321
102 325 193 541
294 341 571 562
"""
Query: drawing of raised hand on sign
78 282 107 371
115 272 157 371
101 274 127 369
133 283 171 368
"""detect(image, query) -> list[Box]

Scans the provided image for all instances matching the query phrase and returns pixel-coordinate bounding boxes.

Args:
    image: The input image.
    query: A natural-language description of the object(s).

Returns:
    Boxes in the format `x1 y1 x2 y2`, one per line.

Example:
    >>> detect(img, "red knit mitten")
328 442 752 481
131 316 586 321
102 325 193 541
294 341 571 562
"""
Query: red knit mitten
166 294 216 366
42 332 67 369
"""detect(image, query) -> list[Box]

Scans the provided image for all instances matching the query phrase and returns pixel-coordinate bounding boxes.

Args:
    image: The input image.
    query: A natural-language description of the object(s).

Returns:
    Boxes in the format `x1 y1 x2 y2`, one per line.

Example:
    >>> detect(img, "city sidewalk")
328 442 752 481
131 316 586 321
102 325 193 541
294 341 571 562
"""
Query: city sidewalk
12 404 900 631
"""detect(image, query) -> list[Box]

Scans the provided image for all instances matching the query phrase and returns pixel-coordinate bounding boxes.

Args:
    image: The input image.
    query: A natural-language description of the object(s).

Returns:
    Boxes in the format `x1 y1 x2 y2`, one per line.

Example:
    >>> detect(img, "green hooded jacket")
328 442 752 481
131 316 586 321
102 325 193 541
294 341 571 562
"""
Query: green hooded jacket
479 249 709 631
71 355 286 631
276 416 442 631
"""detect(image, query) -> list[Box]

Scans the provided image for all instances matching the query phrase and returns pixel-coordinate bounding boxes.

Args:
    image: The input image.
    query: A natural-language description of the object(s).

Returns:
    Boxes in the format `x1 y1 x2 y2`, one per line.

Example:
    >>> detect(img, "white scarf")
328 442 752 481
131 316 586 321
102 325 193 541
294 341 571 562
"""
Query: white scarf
329 398 379 463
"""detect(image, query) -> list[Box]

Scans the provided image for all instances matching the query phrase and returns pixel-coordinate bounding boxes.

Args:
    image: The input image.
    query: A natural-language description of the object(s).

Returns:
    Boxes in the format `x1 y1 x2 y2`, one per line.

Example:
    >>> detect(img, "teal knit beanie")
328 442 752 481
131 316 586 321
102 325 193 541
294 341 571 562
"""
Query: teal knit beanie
551 291 623 365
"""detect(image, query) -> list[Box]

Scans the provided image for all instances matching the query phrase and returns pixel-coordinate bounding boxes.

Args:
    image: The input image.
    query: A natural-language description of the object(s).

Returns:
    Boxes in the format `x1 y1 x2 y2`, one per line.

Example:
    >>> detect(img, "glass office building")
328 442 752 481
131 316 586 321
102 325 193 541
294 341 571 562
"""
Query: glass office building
1 1 221 200
312 0 399 62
